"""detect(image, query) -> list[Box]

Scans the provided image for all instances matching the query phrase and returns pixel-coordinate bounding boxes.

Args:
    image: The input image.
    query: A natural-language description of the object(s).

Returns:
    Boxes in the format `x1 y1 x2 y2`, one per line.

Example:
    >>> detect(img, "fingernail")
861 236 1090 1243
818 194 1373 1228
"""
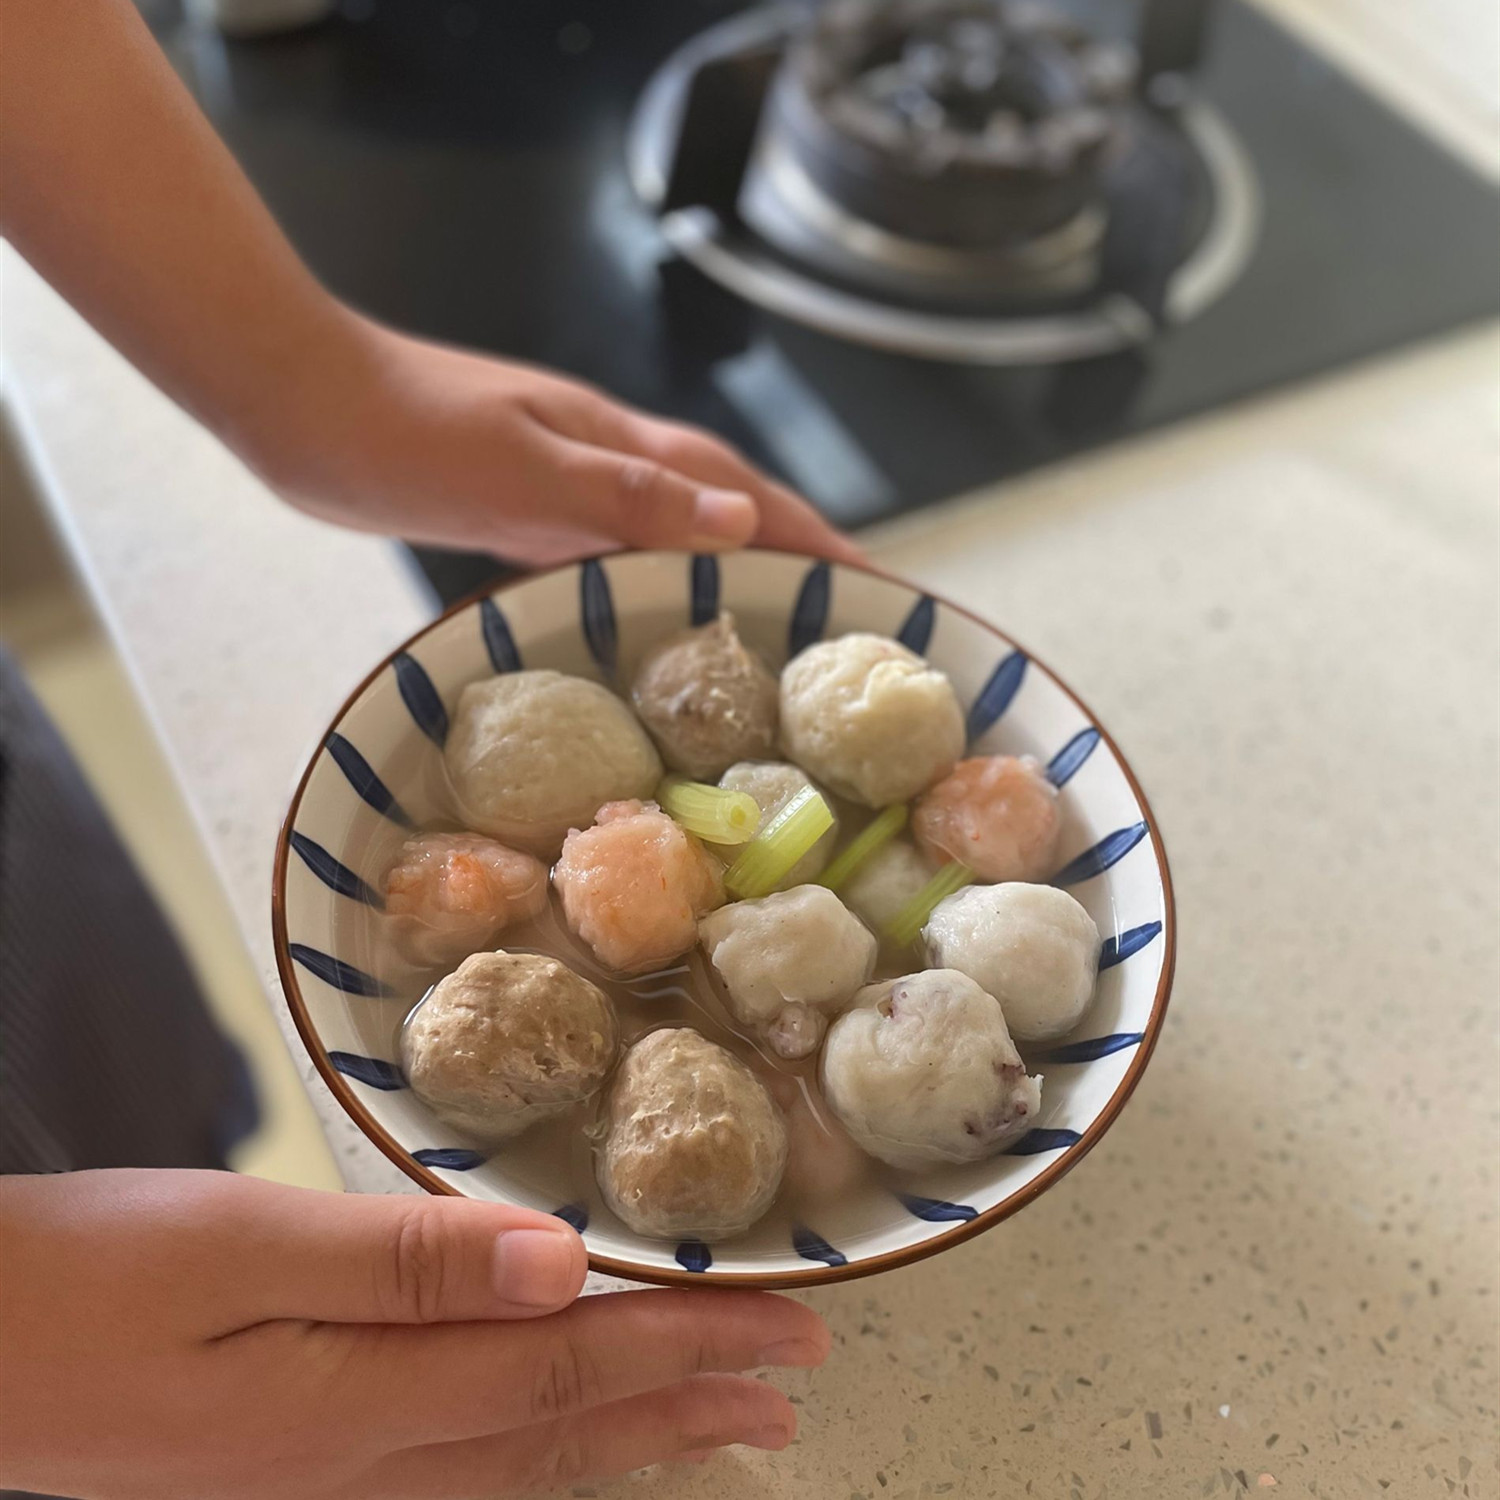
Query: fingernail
691 488 757 548
756 1337 826 1367
743 1423 794 1451
493 1228 578 1308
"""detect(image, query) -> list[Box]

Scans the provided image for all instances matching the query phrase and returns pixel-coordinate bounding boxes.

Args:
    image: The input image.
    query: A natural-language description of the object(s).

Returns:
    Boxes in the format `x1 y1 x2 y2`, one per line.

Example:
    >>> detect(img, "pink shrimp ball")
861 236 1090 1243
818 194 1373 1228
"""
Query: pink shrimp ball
554 801 725 975
912 755 1062 883
383 831 548 968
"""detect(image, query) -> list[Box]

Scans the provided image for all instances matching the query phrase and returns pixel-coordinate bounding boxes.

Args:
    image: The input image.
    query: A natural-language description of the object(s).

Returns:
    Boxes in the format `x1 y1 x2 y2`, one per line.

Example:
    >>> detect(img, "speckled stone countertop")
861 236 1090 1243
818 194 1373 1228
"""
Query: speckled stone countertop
3 7 1496 1493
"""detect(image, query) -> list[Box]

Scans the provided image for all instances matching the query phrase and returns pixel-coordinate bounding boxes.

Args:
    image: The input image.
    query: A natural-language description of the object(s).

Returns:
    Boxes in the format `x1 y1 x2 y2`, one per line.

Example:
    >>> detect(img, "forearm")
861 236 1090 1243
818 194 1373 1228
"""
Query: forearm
0 0 858 564
0 0 363 465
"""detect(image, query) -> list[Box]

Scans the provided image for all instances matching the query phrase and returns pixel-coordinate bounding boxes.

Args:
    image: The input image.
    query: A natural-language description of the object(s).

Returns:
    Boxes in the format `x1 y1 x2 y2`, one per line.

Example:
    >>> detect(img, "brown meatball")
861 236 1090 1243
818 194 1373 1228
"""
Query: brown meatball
597 1028 787 1241
630 613 779 780
402 951 617 1141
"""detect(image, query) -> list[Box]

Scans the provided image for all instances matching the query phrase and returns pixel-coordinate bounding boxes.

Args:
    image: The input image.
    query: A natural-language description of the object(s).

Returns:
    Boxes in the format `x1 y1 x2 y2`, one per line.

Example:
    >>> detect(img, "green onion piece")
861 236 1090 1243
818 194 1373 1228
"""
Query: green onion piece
885 862 974 949
657 776 761 845
724 784 835 899
817 803 910 893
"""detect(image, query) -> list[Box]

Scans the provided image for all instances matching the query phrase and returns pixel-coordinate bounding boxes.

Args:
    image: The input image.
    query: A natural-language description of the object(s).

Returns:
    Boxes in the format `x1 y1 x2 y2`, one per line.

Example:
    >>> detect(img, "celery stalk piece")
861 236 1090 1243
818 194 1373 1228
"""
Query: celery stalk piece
817 803 910 893
885 862 974 949
657 776 761 845
724 784 835 899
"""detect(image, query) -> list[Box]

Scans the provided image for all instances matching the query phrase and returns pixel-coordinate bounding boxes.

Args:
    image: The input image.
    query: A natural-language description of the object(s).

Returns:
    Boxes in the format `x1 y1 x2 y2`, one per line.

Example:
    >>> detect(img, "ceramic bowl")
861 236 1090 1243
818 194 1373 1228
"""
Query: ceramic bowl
273 549 1174 1286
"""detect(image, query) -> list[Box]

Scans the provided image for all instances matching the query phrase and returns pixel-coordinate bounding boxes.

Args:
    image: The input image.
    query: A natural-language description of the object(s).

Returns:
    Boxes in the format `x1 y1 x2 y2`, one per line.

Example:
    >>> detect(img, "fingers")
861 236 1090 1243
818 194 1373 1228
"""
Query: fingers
358 1374 795 1498
532 389 865 563
322 1288 829 1447
216 1183 587 1328
546 433 759 552
750 480 870 564
630 419 868 565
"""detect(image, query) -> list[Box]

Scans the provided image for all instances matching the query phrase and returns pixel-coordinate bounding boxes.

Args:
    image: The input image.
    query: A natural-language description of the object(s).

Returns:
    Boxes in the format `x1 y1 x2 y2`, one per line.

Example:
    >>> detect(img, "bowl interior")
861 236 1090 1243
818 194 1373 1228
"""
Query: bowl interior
275 550 1172 1285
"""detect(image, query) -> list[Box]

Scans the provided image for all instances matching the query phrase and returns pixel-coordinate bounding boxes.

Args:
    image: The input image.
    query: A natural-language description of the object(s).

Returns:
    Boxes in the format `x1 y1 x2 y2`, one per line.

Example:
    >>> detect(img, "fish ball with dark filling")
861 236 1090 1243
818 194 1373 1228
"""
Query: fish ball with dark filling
820 969 1041 1169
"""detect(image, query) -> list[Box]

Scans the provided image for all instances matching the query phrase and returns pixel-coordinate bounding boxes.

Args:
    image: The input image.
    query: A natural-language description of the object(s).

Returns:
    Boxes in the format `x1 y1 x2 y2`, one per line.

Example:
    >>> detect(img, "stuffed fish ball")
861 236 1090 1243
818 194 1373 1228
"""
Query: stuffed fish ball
445 670 661 857
717 761 839 886
597 1028 787 1241
912 755 1061 883
630 613 778 779
840 839 934 934
698 885 876 1059
554 801 724 975
779 634 965 808
925 882 1100 1042
383 831 547 968
401 951 617 1141
821 970 1041 1169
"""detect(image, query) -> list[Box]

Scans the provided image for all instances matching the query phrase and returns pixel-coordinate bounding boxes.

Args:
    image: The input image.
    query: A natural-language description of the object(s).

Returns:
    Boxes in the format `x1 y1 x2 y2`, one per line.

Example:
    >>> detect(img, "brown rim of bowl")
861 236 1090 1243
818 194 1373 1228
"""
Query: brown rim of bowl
272 547 1176 1289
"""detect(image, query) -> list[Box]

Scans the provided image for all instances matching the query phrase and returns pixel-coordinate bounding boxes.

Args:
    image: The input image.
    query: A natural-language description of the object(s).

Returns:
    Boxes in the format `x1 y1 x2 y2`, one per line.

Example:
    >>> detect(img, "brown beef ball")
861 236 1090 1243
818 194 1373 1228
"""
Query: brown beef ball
631 614 779 780
597 1028 787 1241
402 951 617 1141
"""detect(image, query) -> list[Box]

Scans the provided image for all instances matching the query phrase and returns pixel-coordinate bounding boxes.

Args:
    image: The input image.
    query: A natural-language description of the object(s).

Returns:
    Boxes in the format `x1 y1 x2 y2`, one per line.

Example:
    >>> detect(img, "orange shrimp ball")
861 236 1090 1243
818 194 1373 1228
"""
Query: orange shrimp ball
553 801 724 975
383 831 547 967
912 755 1061 883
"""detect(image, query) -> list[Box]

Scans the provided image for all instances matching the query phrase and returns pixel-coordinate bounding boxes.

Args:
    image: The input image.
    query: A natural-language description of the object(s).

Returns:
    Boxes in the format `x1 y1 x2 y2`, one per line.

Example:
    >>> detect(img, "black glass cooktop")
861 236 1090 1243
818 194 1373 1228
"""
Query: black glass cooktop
151 0 1500 606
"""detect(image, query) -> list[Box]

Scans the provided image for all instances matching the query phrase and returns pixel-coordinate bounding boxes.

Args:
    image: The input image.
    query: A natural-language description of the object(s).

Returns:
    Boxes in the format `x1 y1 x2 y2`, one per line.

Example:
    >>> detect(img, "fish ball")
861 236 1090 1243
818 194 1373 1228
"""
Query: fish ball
699 885 876 1059
779 634 965 807
445 670 660 856
717 761 840 887
925 882 1100 1041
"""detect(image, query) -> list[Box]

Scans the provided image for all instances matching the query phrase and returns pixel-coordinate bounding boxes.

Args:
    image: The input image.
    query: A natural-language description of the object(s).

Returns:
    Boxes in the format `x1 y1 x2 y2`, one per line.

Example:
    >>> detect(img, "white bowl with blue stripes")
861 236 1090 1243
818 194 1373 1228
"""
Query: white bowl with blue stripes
273 550 1175 1287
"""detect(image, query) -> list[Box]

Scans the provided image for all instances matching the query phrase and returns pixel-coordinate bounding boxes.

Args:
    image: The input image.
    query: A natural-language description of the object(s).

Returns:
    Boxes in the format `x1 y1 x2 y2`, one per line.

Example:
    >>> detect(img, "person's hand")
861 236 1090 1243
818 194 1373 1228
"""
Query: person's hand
252 313 864 570
0 1170 830 1499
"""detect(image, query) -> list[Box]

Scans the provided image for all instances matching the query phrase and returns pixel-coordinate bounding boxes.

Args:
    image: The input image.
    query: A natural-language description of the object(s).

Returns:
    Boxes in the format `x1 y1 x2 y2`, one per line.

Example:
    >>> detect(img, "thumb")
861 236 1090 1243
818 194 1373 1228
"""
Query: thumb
229 1180 587 1326
553 437 759 552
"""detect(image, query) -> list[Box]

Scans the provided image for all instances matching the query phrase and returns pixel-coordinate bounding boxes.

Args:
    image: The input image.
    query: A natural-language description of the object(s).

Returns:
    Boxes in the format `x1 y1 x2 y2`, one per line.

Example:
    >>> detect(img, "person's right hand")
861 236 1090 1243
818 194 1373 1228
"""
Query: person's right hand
0 1169 830 1499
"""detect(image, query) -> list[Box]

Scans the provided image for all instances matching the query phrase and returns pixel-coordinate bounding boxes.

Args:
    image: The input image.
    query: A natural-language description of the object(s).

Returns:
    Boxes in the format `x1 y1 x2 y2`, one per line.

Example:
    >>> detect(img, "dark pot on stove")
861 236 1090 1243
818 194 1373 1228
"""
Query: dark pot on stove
752 0 1137 253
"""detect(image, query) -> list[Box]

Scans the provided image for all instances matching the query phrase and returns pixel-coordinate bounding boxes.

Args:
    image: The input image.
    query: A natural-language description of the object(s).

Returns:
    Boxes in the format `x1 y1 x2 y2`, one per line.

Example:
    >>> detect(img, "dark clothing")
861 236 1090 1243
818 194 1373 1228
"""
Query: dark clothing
0 646 257 1174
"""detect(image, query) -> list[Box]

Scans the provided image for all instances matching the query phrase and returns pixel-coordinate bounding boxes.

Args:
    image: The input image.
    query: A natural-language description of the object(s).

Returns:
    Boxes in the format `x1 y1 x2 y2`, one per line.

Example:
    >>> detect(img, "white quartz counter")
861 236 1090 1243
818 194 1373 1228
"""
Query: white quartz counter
2 2 1496 1490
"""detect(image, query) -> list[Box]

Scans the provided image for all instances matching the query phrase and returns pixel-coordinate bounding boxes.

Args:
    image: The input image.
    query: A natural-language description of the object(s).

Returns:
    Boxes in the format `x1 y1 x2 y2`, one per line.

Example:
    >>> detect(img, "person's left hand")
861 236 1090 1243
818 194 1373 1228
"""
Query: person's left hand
0 1169 831 1499
251 314 865 570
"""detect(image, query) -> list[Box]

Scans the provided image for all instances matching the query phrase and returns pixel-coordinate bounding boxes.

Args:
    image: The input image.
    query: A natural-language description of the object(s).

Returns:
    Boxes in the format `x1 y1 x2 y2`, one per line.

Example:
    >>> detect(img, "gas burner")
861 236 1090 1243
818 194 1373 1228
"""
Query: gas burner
628 2 1260 363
